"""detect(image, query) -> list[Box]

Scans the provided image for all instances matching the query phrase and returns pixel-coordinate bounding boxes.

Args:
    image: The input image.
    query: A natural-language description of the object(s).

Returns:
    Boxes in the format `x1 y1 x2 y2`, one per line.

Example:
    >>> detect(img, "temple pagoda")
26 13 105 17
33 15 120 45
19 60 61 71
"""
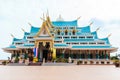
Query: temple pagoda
3 14 117 64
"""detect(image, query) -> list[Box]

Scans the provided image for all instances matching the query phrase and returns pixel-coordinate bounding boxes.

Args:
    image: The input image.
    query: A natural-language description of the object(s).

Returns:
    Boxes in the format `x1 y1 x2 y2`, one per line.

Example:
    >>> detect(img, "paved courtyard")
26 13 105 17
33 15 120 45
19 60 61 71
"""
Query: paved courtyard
0 65 120 80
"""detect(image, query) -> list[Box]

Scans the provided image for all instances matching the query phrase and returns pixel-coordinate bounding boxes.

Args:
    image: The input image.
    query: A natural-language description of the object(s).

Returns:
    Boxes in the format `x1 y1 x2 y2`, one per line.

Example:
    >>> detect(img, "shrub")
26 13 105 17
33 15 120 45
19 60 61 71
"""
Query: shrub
101 61 104 64
107 62 110 64
111 56 119 60
114 61 120 67
71 60 74 63
84 61 87 64
55 57 68 63
90 61 94 64
2 61 7 65
52 58 56 62
96 62 99 64
14 57 19 63
77 60 83 65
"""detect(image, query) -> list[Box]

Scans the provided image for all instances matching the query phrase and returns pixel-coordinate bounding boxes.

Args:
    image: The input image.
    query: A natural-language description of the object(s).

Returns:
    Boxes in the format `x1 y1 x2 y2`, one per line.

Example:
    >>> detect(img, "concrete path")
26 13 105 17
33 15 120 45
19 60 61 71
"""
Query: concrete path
0 65 120 80
42 62 76 66
6 63 76 66
7 63 26 66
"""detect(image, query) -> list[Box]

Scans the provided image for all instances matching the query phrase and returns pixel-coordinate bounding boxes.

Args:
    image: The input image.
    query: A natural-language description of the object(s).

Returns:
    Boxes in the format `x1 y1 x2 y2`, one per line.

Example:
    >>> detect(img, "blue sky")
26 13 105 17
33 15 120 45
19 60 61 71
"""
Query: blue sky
0 0 120 59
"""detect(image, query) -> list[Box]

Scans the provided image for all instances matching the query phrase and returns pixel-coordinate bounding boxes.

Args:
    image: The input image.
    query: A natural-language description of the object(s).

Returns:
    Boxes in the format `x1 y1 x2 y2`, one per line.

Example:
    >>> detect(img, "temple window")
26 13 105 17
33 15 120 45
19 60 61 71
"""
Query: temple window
65 30 68 35
57 30 60 35
56 37 62 39
63 37 69 39
64 27 68 29
89 42 96 44
54 41 62 43
66 43 70 44
27 36 33 39
86 36 93 39
57 27 60 29
72 29 76 35
97 42 105 44
52 34 54 36
71 36 77 38
70 27 74 29
80 42 88 44
79 36 85 39
72 43 79 45
15 42 23 45
29 41 35 43
74 43 79 45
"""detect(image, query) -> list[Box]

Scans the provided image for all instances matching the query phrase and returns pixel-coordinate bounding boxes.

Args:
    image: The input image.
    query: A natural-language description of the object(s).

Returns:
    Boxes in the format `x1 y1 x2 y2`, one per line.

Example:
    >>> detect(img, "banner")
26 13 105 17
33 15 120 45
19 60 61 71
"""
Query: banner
33 48 38 57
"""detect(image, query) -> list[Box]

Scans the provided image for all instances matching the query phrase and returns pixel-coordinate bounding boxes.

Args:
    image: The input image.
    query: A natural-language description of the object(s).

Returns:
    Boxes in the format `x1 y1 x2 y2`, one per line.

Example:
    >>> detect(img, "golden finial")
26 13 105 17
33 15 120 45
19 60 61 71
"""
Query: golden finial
10 34 14 38
108 33 112 38
28 22 32 26
89 22 93 26
96 27 100 31
77 16 81 20
21 28 25 32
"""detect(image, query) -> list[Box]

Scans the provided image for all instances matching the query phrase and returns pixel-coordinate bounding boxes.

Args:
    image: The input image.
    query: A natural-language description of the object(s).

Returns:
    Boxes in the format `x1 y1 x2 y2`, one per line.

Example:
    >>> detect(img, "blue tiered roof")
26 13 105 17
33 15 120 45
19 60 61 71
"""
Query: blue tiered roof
9 26 40 48
91 31 98 39
80 26 91 33
100 38 110 44
24 32 30 35
30 26 40 33
6 18 114 50
13 38 22 41
64 39 94 42
7 45 16 48
52 19 112 49
54 43 68 47
52 20 77 27
13 38 26 42
72 45 111 49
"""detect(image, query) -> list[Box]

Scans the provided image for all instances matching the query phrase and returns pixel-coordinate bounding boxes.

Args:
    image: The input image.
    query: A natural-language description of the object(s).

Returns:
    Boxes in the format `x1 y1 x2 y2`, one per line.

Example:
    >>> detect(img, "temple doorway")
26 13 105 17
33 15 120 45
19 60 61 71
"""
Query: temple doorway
38 41 52 62
43 50 48 61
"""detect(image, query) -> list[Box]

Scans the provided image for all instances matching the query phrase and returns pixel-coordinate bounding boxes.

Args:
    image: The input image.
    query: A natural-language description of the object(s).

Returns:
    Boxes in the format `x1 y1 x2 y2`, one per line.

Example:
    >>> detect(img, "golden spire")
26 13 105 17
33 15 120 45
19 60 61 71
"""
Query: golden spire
108 33 112 38
28 22 32 26
96 27 100 31
46 12 51 22
89 22 93 26
10 34 14 38
77 16 81 20
21 28 25 32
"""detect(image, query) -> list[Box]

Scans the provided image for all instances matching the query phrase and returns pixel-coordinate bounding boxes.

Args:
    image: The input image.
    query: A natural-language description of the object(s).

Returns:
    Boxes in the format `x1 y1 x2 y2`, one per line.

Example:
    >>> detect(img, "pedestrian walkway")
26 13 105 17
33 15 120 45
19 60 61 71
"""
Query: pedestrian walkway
7 63 26 66
42 62 76 66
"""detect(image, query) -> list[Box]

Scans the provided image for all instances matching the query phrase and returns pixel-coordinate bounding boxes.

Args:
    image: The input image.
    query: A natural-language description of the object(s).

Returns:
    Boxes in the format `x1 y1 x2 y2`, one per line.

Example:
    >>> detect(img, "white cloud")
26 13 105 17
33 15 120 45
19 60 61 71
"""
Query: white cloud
0 0 120 59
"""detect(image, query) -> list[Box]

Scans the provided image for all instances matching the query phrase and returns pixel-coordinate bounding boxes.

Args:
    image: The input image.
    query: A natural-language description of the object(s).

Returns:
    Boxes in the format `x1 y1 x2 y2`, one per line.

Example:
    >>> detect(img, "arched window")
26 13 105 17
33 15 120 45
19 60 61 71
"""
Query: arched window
65 30 68 35
72 30 76 35
57 29 60 35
